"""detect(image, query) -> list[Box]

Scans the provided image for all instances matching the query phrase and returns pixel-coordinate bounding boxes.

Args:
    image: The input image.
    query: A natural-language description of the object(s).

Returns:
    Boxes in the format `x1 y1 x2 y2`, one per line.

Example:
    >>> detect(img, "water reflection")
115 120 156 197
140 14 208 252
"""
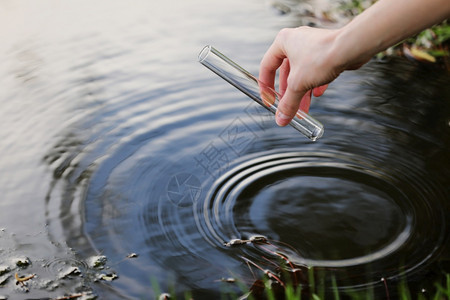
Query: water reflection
0 0 448 299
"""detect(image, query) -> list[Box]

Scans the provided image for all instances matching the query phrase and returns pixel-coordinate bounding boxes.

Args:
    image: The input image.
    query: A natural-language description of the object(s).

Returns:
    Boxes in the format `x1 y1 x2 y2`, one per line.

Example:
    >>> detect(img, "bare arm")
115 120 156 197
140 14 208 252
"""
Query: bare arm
335 0 450 69
259 0 450 126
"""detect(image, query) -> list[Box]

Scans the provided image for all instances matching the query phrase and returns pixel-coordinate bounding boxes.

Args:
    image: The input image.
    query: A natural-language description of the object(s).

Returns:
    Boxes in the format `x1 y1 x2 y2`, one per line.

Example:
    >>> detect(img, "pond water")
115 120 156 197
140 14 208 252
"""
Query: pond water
0 1 449 299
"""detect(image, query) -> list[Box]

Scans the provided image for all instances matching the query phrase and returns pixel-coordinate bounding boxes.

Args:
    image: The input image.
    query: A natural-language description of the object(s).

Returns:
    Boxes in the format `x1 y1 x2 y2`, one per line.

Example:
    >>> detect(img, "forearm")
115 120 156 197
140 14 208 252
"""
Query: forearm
334 0 450 69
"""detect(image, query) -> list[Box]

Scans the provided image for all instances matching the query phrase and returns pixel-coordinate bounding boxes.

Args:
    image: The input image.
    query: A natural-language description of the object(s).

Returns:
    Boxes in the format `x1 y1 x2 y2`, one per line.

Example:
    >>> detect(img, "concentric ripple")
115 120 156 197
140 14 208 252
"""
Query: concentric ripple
44 257 88 277
197 150 446 287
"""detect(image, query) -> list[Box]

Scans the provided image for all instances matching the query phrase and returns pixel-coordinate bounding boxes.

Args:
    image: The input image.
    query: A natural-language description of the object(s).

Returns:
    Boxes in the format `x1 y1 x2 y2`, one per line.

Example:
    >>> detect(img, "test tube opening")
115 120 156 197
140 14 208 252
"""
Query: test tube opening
198 45 212 63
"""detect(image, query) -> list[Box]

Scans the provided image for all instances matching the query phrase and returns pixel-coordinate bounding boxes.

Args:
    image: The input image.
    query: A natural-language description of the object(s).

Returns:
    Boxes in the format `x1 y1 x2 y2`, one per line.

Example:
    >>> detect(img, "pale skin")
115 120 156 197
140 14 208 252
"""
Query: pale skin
259 0 450 127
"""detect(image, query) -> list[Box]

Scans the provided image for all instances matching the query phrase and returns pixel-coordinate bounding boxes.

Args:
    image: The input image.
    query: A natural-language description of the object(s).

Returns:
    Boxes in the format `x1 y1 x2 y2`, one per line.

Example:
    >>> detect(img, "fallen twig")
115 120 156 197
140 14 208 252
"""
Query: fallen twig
14 272 35 285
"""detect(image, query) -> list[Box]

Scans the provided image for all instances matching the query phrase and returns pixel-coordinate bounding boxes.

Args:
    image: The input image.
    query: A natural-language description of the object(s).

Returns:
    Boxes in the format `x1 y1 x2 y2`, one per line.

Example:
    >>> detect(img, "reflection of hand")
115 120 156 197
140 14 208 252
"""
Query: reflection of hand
259 27 345 127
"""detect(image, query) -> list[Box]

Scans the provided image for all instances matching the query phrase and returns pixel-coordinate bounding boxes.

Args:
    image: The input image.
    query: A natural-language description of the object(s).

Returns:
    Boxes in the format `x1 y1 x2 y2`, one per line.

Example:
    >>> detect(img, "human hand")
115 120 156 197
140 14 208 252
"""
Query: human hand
259 26 351 126
260 0 450 128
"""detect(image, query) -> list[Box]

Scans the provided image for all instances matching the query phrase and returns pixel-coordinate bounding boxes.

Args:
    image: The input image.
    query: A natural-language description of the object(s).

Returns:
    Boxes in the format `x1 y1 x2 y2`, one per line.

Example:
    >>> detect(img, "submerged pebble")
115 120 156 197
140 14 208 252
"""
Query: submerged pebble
39 279 56 291
219 277 236 283
126 253 138 258
87 256 107 269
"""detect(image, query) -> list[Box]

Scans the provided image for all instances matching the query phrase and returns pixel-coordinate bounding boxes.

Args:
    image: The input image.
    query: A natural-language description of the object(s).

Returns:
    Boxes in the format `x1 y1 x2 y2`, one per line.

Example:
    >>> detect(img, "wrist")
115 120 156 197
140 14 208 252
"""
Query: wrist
322 28 352 75
332 25 374 71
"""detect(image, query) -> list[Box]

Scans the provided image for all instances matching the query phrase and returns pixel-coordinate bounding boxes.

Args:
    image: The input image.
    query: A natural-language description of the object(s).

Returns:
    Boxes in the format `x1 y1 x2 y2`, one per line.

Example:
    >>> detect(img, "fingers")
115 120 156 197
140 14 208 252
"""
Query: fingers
259 36 287 109
279 58 290 97
260 28 330 128
312 84 328 97
259 52 282 90
259 31 288 89
275 87 307 126
299 90 312 114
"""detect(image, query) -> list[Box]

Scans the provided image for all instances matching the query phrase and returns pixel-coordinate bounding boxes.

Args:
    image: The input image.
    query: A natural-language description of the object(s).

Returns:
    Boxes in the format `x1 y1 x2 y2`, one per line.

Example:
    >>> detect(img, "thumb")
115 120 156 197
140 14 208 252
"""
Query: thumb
275 88 308 127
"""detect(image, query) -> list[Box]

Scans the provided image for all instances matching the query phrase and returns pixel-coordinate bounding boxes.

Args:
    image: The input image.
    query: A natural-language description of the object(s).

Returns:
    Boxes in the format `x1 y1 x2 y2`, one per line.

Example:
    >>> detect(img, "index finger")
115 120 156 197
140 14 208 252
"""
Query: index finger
259 39 287 89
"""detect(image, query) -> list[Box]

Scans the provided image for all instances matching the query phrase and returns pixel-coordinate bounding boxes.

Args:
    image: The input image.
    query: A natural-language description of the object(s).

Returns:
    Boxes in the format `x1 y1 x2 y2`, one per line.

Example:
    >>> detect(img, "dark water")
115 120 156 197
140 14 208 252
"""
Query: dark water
0 1 449 299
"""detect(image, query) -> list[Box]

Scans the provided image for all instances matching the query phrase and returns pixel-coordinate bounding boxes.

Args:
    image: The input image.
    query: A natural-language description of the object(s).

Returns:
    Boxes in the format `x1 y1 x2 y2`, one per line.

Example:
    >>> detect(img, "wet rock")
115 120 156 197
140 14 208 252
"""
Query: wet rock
249 235 268 244
224 239 248 247
58 266 82 279
13 257 31 268
98 272 118 282
0 274 10 286
87 255 107 269
0 266 10 276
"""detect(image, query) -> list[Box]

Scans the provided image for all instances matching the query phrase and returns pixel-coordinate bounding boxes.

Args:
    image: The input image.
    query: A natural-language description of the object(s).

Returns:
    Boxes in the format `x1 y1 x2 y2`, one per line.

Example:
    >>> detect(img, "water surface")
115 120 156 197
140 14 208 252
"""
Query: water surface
0 1 449 299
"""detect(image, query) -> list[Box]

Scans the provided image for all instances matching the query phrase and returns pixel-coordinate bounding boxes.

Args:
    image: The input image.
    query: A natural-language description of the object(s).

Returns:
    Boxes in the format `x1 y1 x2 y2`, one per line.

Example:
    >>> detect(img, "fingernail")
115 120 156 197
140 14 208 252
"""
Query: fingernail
276 110 290 126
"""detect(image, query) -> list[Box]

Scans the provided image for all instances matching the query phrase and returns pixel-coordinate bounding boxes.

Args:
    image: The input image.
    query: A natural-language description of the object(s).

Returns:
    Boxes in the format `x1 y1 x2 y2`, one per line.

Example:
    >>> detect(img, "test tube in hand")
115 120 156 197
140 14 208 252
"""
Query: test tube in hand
198 45 324 141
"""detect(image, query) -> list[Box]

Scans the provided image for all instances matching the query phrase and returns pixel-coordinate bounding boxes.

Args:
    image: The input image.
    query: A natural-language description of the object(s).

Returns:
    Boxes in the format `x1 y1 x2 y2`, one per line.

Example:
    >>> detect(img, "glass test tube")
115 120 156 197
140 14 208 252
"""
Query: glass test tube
198 45 324 141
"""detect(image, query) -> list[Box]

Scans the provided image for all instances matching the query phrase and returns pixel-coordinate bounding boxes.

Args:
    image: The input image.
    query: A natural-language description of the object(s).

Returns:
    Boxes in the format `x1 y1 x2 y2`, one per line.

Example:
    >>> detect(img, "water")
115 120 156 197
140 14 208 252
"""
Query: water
0 1 449 299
